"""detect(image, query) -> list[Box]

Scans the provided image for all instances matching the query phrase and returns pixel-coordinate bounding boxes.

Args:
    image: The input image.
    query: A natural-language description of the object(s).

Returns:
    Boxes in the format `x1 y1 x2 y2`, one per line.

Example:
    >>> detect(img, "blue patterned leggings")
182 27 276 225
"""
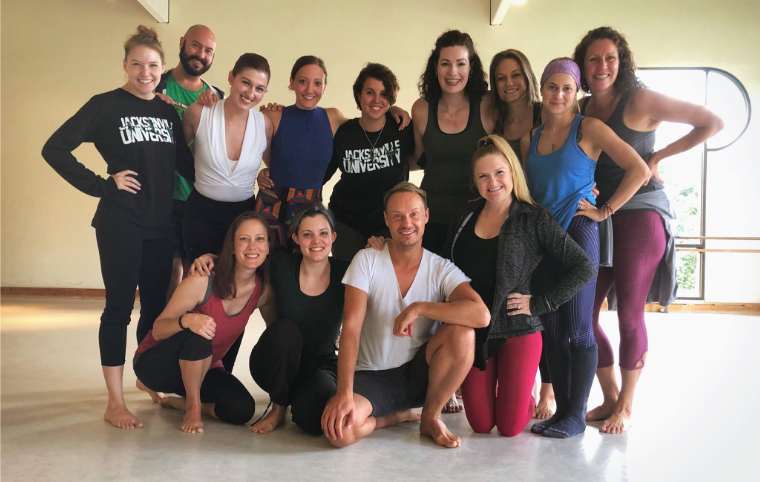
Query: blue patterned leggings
535 216 600 351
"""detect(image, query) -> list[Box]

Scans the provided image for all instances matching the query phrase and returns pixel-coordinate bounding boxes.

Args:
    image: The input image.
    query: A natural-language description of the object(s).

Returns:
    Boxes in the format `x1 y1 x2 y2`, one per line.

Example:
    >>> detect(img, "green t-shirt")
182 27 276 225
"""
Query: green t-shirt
166 73 209 201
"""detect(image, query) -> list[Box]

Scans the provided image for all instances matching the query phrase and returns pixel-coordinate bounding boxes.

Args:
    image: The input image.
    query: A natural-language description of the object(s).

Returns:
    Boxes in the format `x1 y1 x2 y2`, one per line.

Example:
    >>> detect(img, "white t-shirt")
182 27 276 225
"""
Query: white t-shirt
343 244 470 371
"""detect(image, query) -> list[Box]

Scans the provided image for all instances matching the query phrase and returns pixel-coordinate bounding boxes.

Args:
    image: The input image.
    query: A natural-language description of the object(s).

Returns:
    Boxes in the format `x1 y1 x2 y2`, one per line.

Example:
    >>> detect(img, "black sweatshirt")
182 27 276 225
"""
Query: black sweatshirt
42 88 194 238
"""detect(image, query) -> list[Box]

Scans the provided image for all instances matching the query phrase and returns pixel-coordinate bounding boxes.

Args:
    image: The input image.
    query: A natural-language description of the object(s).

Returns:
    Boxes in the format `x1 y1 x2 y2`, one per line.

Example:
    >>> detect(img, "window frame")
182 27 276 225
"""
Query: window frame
636 67 752 300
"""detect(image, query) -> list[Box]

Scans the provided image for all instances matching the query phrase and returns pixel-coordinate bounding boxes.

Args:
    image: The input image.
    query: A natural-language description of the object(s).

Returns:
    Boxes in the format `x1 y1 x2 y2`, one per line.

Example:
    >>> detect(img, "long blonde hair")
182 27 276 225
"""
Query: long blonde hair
471 135 537 207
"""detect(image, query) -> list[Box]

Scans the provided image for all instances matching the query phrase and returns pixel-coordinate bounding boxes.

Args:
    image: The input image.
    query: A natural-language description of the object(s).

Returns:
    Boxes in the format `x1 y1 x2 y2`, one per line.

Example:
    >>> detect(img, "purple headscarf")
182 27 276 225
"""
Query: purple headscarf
540 58 581 90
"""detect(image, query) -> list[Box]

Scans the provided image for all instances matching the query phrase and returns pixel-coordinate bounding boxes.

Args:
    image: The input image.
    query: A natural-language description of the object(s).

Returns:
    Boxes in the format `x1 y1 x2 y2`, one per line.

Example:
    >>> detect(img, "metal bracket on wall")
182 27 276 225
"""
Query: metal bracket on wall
136 0 169 24
490 0 511 25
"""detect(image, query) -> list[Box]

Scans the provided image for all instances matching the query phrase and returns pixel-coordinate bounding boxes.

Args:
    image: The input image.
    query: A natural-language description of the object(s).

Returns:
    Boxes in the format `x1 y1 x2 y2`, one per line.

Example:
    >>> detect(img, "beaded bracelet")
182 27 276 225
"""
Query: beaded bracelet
605 202 615 215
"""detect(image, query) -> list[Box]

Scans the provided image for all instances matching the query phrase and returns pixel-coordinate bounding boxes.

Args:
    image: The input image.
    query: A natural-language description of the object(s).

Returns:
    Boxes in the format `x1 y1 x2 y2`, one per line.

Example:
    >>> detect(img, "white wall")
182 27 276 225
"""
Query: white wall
2 0 758 301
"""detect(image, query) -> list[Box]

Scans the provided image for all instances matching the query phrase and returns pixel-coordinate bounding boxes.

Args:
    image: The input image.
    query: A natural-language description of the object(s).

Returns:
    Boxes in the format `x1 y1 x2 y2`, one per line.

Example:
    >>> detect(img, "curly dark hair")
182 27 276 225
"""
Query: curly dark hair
572 26 644 95
352 63 399 109
418 30 488 103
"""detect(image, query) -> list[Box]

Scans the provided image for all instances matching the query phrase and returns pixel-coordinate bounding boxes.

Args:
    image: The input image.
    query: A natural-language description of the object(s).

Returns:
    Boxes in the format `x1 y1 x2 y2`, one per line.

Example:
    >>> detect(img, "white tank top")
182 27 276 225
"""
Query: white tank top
193 99 266 202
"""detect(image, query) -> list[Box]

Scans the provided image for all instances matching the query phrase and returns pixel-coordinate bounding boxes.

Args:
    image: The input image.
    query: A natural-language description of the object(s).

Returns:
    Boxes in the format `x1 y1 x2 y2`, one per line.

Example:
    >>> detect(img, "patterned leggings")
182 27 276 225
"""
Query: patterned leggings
536 216 600 351
255 182 323 251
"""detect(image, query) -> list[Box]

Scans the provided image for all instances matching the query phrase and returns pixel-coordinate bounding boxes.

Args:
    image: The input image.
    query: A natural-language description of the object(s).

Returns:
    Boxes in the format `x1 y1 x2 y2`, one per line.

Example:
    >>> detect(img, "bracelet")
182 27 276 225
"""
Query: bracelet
178 315 188 330
605 202 615 216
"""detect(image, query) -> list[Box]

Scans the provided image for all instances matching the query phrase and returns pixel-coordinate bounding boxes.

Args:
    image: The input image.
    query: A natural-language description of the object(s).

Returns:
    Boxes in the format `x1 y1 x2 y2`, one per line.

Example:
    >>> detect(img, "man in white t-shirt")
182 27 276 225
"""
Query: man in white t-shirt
321 182 490 448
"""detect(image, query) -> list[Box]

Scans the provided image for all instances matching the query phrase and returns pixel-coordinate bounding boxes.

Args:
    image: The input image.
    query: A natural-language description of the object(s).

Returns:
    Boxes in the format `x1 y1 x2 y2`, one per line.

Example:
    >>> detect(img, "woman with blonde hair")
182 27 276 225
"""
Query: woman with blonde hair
441 135 595 436
42 25 193 429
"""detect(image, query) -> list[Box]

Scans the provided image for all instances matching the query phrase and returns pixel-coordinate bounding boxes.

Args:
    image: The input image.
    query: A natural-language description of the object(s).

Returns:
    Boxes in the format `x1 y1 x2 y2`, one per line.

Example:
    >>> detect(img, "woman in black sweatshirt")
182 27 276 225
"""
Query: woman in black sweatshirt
42 26 193 430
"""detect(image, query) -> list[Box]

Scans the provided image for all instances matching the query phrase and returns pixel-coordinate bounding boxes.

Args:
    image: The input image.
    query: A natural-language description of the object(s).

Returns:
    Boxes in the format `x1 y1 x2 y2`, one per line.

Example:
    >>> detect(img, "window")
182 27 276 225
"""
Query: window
636 68 750 299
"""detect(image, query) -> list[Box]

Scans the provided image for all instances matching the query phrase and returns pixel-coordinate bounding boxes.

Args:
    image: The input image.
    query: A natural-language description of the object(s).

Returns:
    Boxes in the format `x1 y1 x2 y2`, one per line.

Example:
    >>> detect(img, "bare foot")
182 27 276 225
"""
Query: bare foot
159 395 186 411
599 408 632 434
135 379 164 403
180 407 204 433
586 401 617 422
376 409 421 429
250 404 287 434
534 388 556 420
104 404 143 429
420 417 461 448
442 393 462 413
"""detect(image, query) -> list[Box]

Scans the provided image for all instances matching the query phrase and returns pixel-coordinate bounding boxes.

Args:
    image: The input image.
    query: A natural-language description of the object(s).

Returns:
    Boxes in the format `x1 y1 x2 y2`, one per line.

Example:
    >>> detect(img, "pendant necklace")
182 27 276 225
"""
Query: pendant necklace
360 119 385 162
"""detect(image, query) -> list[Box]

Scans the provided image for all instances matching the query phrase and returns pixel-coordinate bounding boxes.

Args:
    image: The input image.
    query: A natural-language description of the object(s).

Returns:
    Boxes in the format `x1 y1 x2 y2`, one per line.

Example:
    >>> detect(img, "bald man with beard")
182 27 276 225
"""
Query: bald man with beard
154 25 237 369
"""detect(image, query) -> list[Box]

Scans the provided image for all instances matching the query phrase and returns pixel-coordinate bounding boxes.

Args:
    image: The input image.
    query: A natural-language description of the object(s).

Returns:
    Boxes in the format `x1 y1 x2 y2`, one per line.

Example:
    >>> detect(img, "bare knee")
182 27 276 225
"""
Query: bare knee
328 432 359 448
441 324 475 357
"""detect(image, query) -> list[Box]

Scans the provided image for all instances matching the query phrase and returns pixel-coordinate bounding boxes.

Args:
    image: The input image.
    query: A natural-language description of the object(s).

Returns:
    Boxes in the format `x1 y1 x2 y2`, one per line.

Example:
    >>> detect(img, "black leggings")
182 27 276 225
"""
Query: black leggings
133 329 255 425
421 222 449 256
182 189 254 262
249 318 338 435
534 216 599 351
182 189 253 373
538 331 551 383
331 219 390 262
96 229 172 367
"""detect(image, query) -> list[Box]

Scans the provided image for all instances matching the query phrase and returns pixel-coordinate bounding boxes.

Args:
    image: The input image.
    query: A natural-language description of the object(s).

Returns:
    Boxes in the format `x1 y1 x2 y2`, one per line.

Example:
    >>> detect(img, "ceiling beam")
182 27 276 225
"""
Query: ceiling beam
490 0 511 26
136 0 169 24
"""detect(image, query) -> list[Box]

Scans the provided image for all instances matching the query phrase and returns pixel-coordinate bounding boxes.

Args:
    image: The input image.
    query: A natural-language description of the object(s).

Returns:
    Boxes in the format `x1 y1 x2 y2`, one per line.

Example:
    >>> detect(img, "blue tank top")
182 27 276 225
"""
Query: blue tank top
270 105 333 189
526 115 596 230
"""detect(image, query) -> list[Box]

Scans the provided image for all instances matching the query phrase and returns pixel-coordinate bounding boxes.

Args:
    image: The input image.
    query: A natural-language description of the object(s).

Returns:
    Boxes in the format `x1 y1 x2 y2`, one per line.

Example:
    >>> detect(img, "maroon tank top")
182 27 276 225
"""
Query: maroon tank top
136 274 263 369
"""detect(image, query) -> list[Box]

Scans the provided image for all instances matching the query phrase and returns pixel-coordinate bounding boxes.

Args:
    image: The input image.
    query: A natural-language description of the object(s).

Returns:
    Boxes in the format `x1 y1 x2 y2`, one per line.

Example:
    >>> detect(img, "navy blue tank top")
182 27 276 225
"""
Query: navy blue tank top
270 105 334 189
526 115 596 230
581 89 656 205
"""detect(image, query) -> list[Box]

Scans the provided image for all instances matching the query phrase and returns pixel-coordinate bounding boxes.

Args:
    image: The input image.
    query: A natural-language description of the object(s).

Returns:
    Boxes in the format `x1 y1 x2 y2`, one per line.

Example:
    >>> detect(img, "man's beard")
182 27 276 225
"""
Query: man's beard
179 42 212 76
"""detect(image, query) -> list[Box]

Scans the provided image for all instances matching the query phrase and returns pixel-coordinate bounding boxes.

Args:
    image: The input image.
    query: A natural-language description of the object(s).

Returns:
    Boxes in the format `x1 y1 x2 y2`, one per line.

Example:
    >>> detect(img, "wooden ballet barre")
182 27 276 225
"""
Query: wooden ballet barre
674 235 760 253
677 248 760 253
675 236 760 241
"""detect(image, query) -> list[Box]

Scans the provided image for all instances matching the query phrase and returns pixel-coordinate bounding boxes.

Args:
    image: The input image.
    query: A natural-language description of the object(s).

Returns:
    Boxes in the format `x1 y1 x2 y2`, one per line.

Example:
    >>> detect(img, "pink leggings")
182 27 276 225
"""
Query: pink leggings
593 211 666 370
460 332 542 436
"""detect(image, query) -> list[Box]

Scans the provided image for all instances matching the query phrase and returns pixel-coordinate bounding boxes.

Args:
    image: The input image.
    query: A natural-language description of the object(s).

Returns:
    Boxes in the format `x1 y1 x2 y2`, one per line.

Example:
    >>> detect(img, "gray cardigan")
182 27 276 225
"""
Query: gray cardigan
443 199 597 366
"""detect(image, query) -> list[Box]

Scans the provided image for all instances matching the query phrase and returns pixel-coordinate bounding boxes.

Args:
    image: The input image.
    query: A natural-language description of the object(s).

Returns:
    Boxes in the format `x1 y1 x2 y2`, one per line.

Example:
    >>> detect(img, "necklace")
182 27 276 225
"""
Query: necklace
360 120 385 161
440 100 467 120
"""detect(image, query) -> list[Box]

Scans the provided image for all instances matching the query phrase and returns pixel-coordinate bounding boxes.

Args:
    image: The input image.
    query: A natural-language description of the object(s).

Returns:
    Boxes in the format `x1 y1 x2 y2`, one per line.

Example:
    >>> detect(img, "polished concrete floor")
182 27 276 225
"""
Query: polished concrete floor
1 295 757 482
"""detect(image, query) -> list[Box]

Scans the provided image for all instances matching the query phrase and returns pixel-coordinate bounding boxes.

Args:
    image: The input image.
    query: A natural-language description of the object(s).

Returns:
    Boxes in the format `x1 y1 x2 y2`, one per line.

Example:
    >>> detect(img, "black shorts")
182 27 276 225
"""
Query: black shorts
353 342 429 418
172 199 186 259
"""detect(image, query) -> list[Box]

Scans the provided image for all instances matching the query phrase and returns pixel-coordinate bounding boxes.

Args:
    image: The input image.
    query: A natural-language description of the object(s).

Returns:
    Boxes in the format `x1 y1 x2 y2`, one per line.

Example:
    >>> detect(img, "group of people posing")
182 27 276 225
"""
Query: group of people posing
42 23 723 448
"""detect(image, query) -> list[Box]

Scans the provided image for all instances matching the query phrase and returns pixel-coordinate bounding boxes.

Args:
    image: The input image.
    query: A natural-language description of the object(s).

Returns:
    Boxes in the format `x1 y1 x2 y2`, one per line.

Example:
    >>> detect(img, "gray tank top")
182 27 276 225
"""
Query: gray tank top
420 98 488 225
581 89 656 205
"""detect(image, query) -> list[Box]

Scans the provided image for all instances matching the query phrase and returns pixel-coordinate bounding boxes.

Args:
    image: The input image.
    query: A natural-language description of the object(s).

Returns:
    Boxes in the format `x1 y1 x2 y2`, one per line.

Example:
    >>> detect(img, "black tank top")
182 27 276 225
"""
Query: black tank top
503 102 542 163
420 98 488 225
581 89 656 205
